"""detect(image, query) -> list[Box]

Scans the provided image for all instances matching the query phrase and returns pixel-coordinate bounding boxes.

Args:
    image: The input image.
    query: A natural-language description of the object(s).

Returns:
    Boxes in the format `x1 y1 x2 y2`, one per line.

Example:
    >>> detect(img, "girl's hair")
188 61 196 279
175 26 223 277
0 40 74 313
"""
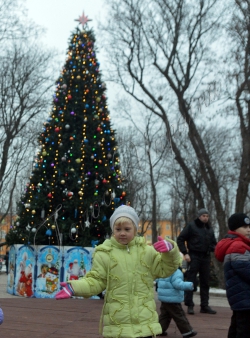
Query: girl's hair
113 216 136 229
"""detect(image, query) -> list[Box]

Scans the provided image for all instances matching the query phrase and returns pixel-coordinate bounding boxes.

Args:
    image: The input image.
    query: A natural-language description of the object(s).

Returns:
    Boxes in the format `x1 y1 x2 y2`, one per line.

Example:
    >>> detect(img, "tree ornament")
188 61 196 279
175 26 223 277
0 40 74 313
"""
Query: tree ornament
85 220 90 228
41 209 45 219
46 229 52 236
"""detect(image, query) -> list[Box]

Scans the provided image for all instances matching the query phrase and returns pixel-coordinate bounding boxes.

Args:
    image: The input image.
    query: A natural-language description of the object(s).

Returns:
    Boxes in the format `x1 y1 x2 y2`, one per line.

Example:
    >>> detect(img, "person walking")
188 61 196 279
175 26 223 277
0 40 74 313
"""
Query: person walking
177 208 217 315
215 212 250 338
55 205 181 338
156 254 197 337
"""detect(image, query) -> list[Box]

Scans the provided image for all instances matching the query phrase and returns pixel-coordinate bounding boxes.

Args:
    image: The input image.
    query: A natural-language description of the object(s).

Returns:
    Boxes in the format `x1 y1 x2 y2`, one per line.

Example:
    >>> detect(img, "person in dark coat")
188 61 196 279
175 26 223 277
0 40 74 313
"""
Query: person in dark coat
177 208 217 315
215 212 250 338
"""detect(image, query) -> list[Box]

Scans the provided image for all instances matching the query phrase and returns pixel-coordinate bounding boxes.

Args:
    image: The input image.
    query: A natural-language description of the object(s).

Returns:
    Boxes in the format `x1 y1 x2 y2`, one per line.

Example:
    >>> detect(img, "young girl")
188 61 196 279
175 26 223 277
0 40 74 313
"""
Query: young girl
56 205 180 338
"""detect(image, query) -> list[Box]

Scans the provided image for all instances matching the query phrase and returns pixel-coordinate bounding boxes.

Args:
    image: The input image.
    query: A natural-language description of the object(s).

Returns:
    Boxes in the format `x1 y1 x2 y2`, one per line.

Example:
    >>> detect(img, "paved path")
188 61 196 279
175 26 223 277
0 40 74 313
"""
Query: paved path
0 271 232 338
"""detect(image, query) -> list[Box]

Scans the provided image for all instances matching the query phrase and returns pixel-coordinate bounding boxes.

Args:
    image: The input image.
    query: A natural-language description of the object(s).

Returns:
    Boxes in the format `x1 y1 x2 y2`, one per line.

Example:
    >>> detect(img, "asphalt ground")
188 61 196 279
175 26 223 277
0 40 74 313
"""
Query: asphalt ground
0 271 232 338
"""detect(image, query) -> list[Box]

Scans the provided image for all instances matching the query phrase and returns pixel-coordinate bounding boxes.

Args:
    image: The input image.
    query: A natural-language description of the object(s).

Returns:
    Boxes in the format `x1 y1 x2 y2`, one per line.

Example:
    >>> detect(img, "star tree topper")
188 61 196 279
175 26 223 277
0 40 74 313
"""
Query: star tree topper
75 11 92 27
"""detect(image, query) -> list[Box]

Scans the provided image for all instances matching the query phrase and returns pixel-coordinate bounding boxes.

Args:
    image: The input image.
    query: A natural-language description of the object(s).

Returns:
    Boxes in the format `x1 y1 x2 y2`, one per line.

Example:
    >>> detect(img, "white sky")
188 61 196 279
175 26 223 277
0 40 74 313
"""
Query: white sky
25 0 104 57
24 0 122 122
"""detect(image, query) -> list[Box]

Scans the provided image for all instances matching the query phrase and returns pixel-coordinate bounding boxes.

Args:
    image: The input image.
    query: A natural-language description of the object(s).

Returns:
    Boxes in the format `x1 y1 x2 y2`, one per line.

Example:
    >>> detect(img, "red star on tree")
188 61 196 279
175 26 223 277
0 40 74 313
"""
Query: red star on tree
75 12 92 27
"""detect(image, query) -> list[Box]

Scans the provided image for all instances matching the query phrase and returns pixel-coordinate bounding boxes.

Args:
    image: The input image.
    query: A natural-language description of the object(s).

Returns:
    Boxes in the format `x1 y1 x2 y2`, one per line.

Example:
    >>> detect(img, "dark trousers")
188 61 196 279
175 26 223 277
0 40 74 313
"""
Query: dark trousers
228 310 250 338
184 252 211 308
159 302 193 335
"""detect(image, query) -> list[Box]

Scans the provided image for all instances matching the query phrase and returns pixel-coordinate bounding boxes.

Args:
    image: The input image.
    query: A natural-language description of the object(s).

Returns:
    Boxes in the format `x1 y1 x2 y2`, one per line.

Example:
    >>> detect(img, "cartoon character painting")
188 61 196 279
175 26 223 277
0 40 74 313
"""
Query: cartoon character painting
45 266 59 293
67 259 85 280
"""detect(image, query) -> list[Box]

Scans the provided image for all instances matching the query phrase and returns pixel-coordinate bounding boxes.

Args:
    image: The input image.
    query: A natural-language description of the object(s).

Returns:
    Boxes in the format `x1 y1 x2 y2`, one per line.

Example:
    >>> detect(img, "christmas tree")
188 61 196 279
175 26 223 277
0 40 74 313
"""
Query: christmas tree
6 12 127 247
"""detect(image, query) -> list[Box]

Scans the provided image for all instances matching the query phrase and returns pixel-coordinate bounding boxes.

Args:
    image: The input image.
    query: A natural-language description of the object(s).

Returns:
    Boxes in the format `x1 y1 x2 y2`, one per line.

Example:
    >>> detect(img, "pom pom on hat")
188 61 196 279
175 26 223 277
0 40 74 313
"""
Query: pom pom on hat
110 205 139 230
228 212 250 231
198 208 209 217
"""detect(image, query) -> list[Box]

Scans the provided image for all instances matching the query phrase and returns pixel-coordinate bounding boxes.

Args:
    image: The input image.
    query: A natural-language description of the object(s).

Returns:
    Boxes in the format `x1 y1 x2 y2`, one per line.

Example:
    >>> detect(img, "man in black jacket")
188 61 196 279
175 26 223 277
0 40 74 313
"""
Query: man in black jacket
177 208 217 315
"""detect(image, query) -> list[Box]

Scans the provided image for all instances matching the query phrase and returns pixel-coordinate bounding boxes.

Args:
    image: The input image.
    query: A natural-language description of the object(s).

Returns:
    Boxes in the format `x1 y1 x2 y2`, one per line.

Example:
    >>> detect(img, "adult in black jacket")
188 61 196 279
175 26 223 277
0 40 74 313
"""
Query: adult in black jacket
177 209 217 315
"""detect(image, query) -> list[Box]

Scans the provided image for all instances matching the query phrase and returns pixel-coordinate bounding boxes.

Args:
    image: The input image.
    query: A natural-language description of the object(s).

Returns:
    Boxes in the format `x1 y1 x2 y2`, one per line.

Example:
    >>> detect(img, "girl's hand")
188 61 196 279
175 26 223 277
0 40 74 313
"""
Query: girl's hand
153 236 173 252
55 282 74 300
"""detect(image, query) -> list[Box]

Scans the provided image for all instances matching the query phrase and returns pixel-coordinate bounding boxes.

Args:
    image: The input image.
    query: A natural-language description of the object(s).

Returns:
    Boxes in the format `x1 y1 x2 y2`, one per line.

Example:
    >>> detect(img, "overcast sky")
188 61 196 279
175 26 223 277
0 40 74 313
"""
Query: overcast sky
24 0 122 121
25 0 104 56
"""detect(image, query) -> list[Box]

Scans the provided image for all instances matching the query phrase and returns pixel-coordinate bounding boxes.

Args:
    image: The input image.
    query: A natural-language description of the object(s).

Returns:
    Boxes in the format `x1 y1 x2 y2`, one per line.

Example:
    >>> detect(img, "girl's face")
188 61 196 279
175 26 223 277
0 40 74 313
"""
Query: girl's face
113 221 136 245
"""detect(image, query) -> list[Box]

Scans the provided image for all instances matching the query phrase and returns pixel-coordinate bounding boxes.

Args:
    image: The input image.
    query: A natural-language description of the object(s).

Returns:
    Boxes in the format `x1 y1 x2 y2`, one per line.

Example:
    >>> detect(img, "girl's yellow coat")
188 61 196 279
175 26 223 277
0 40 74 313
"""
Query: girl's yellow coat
70 236 180 338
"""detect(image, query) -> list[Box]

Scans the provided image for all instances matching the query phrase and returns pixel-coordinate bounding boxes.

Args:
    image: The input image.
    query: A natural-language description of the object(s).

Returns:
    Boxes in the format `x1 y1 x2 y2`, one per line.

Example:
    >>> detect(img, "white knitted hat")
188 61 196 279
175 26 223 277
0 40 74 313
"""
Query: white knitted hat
110 205 140 230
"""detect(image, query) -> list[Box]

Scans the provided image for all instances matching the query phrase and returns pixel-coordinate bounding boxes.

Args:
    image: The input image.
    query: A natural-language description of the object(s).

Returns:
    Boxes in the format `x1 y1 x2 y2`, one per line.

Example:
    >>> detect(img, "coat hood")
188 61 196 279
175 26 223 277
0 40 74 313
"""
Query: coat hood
215 231 250 262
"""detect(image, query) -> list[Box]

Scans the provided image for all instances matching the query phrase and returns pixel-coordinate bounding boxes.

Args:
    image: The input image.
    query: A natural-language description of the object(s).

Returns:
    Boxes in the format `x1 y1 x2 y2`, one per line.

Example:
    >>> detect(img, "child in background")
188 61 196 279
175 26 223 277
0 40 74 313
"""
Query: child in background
215 212 250 338
56 205 180 338
156 254 197 337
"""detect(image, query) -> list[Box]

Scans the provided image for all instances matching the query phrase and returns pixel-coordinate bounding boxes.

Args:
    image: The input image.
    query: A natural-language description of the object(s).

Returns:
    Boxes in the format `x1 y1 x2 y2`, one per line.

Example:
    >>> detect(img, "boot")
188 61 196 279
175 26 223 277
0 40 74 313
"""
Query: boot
183 331 197 337
187 306 194 314
200 305 217 314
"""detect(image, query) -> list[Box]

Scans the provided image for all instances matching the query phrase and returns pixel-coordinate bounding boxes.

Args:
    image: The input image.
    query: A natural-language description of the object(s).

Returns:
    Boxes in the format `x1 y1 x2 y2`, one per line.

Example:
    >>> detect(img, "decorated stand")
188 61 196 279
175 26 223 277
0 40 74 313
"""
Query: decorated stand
7 245 94 298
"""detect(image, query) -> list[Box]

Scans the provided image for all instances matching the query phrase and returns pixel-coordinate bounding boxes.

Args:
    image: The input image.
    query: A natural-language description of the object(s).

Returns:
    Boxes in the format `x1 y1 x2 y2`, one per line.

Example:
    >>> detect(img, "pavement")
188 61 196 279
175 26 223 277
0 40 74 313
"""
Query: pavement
0 270 232 338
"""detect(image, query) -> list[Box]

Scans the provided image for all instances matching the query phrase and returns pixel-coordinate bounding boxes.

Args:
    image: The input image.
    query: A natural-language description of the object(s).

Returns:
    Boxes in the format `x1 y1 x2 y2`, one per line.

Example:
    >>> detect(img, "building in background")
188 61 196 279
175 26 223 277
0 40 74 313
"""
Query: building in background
0 213 16 256
139 219 182 244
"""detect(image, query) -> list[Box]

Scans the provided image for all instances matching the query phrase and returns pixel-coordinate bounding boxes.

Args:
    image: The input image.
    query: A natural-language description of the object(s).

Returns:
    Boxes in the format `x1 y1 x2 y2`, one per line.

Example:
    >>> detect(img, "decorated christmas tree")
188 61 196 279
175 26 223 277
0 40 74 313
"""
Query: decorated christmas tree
6 12 127 247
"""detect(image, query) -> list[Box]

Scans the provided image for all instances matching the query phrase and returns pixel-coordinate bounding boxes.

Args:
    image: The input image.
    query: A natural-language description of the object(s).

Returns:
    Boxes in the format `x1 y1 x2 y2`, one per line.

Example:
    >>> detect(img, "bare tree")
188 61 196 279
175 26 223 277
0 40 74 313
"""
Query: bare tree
225 0 250 211
100 0 233 238
116 110 170 243
0 0 56 224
